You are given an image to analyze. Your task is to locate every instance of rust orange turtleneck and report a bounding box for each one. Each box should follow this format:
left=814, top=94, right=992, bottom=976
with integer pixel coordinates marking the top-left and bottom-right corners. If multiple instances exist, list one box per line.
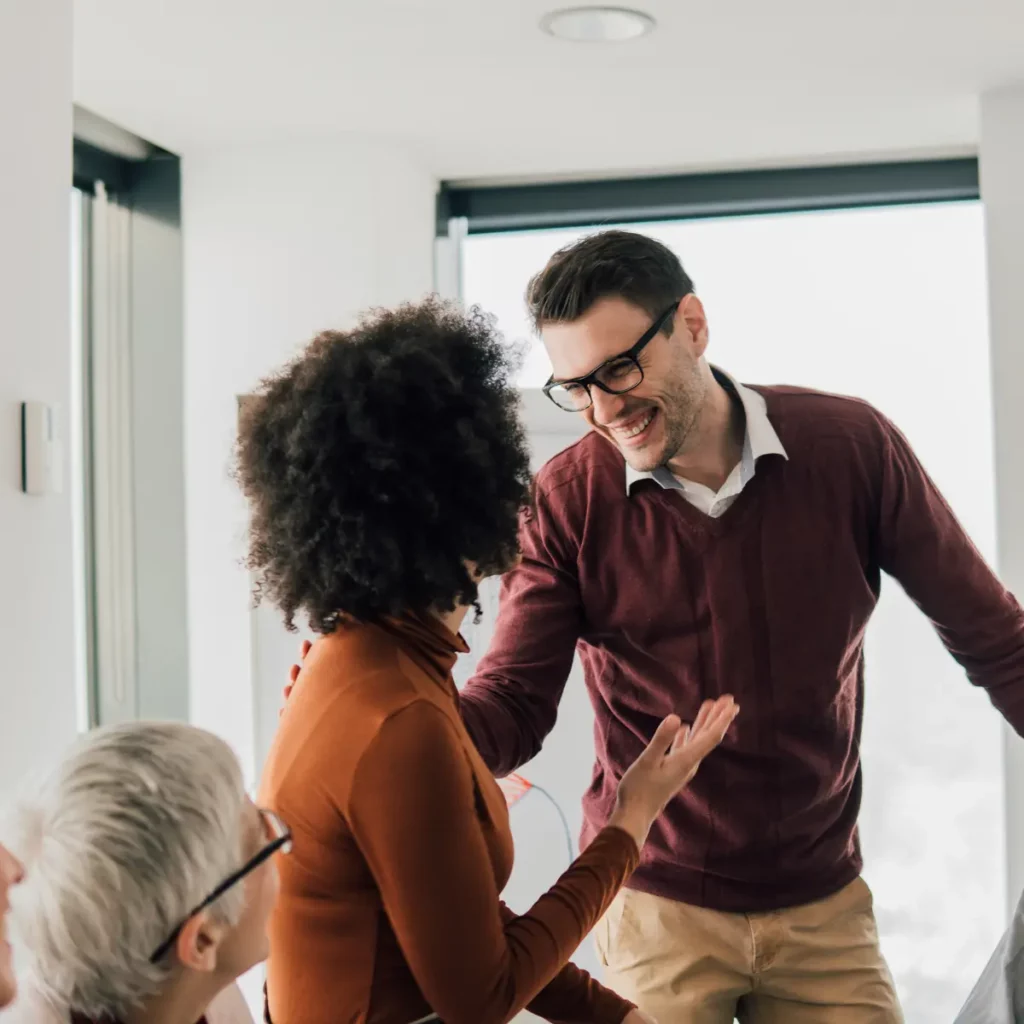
left=259, top=613, right=638, bottom=1024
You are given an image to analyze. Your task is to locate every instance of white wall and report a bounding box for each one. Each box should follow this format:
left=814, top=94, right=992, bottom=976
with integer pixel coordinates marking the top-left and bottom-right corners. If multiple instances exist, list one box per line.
left=183, top=137, right=435, bottom=1018
left=0, top=1, right=77, bottom=792
left=182, top=137, right=436, bottom=783
left=980, top=85, right=1024, bottom=913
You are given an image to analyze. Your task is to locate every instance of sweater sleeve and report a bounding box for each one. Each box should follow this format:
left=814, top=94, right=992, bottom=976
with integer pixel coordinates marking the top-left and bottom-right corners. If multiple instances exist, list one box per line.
left=875, top=413, right=1024, bottom=732
left=498, top=904, right=635, bottom=1024
left=346, top=701, right=639, bottom=1024
left=460, top=484, right=584, bottom=777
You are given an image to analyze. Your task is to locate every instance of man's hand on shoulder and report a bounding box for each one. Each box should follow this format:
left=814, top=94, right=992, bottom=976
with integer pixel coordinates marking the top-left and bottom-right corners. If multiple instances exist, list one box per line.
left=281, top=639, right=312, bottom=715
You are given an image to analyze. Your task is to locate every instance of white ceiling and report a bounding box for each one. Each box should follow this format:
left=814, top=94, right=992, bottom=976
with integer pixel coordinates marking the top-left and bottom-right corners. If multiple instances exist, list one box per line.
left=73, top=0, right=1024, bottom=182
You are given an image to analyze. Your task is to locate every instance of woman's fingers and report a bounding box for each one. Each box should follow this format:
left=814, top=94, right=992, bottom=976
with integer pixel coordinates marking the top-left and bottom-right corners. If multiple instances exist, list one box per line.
left=687, top=700, right=714, bottom=741
left=670, top=724, right=691, bottom=753
left=641, top=714, right=682, bottom=763
left=681, top=699, right=738, bottom=760
left=665, top=698, right=737, bottom=766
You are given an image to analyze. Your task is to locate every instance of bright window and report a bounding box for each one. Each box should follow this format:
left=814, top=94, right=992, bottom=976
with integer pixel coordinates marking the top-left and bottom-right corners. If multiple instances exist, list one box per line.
left=461, top=201, right=1001, bottom=1023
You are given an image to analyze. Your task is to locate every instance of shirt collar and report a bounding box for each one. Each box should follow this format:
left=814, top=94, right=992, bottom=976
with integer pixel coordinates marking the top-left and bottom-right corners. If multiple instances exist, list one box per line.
left=625, top=367, right=787, bottom=495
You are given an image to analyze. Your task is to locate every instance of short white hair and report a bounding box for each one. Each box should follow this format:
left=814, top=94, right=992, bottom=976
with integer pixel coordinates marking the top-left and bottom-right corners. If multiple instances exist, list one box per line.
left=6, top=722, right=248, bottom=1019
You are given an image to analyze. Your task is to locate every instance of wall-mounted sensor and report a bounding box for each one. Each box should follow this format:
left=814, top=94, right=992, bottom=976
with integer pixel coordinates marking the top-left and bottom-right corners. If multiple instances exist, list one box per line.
left=20, top=401, right=63, bottom=496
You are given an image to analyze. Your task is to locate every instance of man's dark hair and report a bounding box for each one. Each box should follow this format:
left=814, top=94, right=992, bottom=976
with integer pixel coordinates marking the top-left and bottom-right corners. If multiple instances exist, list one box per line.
left=527, top=229, right=694, bottom=328
left=235, top=298, right=532, bottom=634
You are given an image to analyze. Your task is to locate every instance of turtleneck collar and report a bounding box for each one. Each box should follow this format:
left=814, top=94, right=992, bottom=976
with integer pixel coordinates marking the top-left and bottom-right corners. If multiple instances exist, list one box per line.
left=377, top=610, right=470, bottom=691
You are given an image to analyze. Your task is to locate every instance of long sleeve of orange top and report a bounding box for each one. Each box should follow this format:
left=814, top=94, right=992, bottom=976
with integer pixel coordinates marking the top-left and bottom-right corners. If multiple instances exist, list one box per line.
left=345, top=700, right=639, bottom=1024
left=496, top=903, right=636, bottom=1023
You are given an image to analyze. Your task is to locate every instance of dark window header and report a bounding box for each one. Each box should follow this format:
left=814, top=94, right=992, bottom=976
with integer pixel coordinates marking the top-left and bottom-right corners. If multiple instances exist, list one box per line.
left=73, top=107, right=178, bottom=201
left=73, top=139, right=134, bottom=196
left=438, top=158, right=979, bottom=236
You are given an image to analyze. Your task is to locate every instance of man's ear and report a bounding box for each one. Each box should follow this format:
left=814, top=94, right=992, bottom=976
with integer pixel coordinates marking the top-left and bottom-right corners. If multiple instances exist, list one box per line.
left=678, top=294, right=709, bottom=356
left=174, top=911, right=229, bottom=973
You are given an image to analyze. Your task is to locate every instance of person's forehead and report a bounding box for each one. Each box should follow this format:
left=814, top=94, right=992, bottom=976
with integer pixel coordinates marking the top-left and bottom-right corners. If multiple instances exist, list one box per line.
left=541, top=298, right=652, bottom=378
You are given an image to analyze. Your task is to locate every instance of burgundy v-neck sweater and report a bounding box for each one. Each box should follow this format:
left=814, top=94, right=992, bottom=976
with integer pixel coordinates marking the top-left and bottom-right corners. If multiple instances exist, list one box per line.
left=461, top=384, right=1024, bottom=913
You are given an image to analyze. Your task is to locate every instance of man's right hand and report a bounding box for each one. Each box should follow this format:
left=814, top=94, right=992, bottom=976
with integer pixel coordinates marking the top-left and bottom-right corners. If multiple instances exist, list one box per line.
left=609, top=695, right=739, bottom=851
left=281, top=639, right=312, bottom=715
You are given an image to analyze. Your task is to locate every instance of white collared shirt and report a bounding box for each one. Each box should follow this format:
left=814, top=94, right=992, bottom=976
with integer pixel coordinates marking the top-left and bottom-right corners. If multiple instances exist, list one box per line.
left=625, top=368, right=788, bottom=518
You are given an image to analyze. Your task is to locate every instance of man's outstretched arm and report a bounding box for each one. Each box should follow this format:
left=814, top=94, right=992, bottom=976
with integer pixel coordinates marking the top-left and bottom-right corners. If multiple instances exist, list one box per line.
left=875, top=411, right=1024, bottom=731
left=459, top=483, right=584, bottom=777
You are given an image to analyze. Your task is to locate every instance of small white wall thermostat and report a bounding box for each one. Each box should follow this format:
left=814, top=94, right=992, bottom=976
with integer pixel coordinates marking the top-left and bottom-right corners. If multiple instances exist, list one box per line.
left=21, top=401, right=63, bottom=496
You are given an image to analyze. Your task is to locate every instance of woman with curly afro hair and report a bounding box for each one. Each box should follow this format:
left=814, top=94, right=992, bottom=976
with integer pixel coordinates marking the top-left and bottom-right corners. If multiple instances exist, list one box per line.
left=239, top=298, right=736, bottom=1024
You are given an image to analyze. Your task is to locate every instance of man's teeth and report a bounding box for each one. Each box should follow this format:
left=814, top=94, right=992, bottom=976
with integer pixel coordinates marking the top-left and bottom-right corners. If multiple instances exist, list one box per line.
left=619, top=411, right=654, bottom=438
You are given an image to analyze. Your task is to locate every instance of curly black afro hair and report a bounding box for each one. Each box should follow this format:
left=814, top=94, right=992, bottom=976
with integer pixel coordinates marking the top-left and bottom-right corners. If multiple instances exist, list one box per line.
left=235, top=297, right=533, bottom=634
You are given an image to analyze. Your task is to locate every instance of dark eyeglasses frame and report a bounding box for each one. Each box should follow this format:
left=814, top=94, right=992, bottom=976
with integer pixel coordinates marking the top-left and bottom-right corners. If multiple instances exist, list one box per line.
left=542, top=300, right=682, bottom=412
left=149, top=807, right=292, bottom=963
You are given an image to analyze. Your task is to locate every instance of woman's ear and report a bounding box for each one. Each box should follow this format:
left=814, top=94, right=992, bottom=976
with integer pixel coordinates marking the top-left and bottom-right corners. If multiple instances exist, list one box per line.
left=174, top=911, right=229, bottom=973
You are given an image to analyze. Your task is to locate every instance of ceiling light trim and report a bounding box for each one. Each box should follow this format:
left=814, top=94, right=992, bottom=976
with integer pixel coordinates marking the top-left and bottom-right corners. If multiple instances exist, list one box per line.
left=540, top=6, right=657, bottom=44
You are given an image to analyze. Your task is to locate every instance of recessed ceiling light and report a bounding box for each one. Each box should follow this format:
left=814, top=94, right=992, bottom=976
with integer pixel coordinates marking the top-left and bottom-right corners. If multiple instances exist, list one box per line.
left=541, top=7, right=656, bottom=43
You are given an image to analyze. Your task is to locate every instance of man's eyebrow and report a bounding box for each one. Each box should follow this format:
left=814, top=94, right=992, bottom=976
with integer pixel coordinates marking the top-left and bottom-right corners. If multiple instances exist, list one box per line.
left=549, top=351, right=618, bottom=386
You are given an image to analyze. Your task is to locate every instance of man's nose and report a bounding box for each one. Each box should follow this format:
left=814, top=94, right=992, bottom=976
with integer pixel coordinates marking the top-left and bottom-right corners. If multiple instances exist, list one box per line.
left=590, top=387, right=628, bottom=426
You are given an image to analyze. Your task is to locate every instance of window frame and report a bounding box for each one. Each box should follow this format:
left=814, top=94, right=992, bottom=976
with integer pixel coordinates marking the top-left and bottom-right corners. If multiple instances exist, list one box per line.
left=73, top=113, right=186, bottom=729
left=437, top=157, right=979, bottom=236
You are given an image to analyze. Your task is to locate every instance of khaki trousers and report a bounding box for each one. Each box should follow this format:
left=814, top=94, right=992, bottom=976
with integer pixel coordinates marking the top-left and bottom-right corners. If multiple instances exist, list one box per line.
left=594, top=878, right=903, bottom=1023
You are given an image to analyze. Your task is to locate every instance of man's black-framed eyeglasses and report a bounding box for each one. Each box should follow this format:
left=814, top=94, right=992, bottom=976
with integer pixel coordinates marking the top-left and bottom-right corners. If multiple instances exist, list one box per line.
left=149, top=807, right=292, bottom=963
left=542, top=300, right=681, bottom=412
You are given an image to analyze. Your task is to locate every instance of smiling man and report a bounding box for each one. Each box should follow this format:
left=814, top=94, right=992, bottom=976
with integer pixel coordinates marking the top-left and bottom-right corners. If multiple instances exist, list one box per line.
left=454, top=229, right=1024, bottom=1023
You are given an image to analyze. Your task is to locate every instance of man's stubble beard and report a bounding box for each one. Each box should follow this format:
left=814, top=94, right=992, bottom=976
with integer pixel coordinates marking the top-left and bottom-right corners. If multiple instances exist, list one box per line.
left=629, top=364, right=709, bottom=474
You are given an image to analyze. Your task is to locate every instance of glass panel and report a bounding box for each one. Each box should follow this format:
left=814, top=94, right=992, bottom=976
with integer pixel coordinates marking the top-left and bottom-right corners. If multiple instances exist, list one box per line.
left=69, top=187, right=92, bottom=732
left=461, top=201, right=1002, bottom=1023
